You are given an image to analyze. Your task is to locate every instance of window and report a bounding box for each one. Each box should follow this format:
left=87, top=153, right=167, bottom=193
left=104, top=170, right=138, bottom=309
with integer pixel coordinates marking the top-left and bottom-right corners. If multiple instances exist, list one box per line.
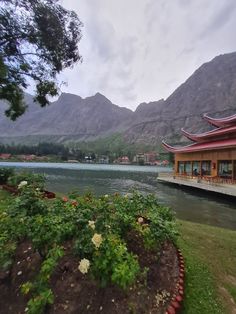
left=218, top=160, right=232, bottom=178
left=192, top=161, right=200, bottom=176
left=201, top=161, right=211, bottom=176
left=178, top=161, right=185, bottom=174
left=185, top=162, right=192, bottom=175
left=178, top=161, right=192, bottom=175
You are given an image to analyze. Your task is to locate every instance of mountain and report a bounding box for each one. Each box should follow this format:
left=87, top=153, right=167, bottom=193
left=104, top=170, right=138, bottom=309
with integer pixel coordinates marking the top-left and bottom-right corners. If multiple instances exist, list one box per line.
left=0, top=92, right=133, bottom=143
left=124, top=52, right=236, bottom=146
left=1, top=52, right=236, bottom=147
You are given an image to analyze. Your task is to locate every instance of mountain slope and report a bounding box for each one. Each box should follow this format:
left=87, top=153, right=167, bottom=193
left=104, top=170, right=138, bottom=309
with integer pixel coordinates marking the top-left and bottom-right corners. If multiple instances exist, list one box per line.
left=1, top=52, right=236, bottom=146
left=124, top=52, right=236, bottom=145
left=0, top=92, right=133, bottom=141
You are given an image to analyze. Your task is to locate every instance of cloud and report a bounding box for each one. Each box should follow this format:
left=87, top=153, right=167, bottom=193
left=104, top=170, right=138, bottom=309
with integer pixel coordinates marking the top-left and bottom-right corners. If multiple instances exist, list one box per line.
left=199, top=0, right=236, bottom=39
left=57, top=0, right=236, bottom=110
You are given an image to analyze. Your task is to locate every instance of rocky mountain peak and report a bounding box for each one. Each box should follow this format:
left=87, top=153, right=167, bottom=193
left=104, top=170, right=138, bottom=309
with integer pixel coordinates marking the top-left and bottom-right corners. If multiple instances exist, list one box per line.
left=1, top=52, right=236, bottom=146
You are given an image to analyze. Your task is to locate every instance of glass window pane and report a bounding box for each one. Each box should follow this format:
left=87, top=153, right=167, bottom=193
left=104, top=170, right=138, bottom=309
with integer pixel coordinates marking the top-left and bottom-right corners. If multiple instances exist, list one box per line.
left=185, top=162, right=191, bottom=175
left=178, top=161, right=185, bottom=174
left=218, top=161, right=232, bottom=178
left=193, top=161, right=200, bottom=176
left=201, top=161, right=211, bottom=176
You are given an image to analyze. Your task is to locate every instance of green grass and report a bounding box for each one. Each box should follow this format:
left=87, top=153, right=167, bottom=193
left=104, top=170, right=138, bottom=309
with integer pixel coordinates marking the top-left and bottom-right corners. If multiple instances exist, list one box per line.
left=178, top=220, right=236, bottom=313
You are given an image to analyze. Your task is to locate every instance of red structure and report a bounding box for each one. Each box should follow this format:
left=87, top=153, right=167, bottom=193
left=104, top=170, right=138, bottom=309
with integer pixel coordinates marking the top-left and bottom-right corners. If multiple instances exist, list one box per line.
left=162, top=113, right=236, bottom=182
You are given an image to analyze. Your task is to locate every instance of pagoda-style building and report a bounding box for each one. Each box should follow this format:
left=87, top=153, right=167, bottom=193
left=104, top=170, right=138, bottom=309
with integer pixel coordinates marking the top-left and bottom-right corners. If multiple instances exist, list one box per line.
left=162, top=113, right=236, bottom=183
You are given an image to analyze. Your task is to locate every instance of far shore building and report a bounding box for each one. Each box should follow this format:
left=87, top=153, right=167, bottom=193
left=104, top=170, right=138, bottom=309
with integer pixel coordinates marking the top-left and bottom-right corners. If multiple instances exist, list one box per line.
left=113, top=156, right=130, bottom=164
left=0, top=153, right=11, bottom=160
left=162, top=113, right=236, bottom=183
left=133, top=152, right=159, bottom=165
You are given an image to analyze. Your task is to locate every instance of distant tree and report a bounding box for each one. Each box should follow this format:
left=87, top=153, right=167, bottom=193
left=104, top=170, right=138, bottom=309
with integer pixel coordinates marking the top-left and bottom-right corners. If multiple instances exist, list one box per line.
left=0, top=0, right=82, bottom=120
left=90, top=152, right=96, bottom=160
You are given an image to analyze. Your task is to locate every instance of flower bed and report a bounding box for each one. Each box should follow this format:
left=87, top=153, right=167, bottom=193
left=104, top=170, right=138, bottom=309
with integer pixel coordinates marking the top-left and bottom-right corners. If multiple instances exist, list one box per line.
left=1, top=170, right=55, bottom=199
left=0, top=174, right=184, bottom=313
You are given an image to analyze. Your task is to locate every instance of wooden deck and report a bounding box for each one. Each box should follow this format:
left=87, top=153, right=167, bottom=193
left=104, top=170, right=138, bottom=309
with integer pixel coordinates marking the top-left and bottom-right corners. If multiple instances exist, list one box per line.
left=157, top=173, right=236, bottom=197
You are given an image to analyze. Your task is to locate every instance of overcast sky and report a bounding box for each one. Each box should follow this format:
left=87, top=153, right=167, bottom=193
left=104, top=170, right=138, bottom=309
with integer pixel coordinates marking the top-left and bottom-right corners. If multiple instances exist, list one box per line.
left=59, top=0, right=236, bottom=110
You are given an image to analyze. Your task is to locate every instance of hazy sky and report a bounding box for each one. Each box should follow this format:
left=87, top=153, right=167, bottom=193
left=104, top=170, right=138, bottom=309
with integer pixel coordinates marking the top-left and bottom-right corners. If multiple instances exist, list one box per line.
left=59, top=0, right=236, bottom=110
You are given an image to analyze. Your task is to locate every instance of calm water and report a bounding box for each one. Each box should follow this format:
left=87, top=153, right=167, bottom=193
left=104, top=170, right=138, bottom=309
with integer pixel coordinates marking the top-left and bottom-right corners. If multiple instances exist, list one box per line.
left=1, top=162, right=236, bottom=230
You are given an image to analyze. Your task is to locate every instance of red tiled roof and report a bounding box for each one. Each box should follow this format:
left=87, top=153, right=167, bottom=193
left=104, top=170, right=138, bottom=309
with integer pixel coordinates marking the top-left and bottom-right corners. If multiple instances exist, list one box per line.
left=181, top=125, right=236, bottom=142
left=162, top=138, right=236, bottom=153
left=203, top=113, right=236, bottom=127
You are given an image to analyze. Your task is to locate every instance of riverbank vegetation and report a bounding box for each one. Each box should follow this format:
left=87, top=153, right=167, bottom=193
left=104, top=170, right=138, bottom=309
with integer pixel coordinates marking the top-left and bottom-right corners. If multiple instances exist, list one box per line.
left=0, top=138, right=172, bottom=164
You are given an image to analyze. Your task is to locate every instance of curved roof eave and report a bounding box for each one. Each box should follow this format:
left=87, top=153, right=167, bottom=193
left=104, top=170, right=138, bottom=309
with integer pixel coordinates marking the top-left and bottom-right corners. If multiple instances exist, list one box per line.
left=162, top=138, right=236, bottom=153
left=161, top=140, right=195, bottom=153
left=203, top=113, right=236, bottom=127
left=181, top=125, right=236, bottom=142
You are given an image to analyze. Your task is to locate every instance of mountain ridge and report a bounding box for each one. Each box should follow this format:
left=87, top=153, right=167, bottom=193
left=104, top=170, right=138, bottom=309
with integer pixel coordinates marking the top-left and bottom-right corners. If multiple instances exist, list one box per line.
left=1, top=52, right=236, bottom=147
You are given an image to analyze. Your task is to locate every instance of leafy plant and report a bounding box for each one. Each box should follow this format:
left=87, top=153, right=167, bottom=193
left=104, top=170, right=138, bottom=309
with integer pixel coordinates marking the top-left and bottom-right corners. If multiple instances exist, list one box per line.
left=91, top=234, right=140, bottom=289
left=7, top=171, right=45, bottom=190
left=21, top=246, right=64, bottom=314
left=0, top=167, right=14, bottom=184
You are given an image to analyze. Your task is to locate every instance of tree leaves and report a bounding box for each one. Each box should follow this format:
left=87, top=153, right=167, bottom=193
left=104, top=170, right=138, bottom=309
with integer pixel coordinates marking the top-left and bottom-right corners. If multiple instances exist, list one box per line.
left=0, top=0, right=82, bottom=119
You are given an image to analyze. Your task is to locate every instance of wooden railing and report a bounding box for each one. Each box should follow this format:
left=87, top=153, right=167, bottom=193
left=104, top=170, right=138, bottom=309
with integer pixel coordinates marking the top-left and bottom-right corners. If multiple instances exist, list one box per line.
left=171, top=174, right=236, bottom=185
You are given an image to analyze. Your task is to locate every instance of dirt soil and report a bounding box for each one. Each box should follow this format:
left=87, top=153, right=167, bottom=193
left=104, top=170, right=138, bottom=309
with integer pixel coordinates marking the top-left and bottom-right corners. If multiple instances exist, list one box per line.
left=0, top=241, right=42, bottom=314
left=0, top=235, right=179, bottom=314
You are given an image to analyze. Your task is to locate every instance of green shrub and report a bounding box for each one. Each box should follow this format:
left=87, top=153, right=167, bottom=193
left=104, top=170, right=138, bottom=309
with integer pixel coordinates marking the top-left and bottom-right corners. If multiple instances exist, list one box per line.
left=0, top=167, right=14, bottom=184
left=7, top=171, right=45, bottom=189
left=9, top=184, right=46, bottom=217
left=91, top=234, right=140, bottom=289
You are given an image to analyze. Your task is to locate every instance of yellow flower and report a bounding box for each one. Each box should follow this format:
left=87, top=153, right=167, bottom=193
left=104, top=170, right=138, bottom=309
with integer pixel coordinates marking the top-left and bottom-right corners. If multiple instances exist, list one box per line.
left=78, top=258, right=90, bottom=274
left=92, top=233, right=103, bottom=248
left=88, top=220, right=95, bottom=230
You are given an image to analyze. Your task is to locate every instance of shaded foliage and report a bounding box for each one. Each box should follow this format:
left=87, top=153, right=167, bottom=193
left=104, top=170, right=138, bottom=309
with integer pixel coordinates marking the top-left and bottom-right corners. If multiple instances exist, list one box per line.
left=0, top=142, right=69, bottom=157
left=0, top=0, right=82, bottom=119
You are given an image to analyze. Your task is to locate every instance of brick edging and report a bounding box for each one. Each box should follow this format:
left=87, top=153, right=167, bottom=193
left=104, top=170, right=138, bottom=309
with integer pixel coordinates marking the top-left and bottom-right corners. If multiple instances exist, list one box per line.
left=166, top=248, right=185, bottom=314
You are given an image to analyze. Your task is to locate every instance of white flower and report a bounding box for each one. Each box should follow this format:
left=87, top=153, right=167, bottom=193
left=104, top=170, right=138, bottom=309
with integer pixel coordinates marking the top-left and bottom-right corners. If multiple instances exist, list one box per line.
left=104, top=194, right=109, bottom=198
left=78, top=258, right=90, bottom=274
left=88, top=220, right=95, bottom=230
left=92, top=233, right=103, bottom=248
left=138, top=217, right=144, bottom=224
left=18, top=181, right=28, bottom=189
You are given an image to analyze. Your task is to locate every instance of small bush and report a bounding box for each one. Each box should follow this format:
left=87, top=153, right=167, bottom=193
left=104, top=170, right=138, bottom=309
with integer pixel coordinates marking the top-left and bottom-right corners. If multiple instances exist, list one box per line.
left=7, top=171, right=45, bottom=189
left=0, top=168, right=14, bottom=184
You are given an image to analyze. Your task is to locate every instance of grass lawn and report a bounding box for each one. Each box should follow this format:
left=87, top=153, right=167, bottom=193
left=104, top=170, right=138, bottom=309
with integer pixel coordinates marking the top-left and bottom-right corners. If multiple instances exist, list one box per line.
left=178, top=220, right=236, bottom=314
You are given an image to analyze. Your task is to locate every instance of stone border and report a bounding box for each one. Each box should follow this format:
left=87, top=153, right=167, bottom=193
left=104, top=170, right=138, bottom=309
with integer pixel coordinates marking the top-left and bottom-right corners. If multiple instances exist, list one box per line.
left=166, top=248, right=185, bottom=314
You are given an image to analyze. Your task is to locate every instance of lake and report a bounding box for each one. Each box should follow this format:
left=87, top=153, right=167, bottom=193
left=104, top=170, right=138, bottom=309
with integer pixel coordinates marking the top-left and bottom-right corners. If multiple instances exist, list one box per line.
left=1, top=162, right=236, bottom=230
